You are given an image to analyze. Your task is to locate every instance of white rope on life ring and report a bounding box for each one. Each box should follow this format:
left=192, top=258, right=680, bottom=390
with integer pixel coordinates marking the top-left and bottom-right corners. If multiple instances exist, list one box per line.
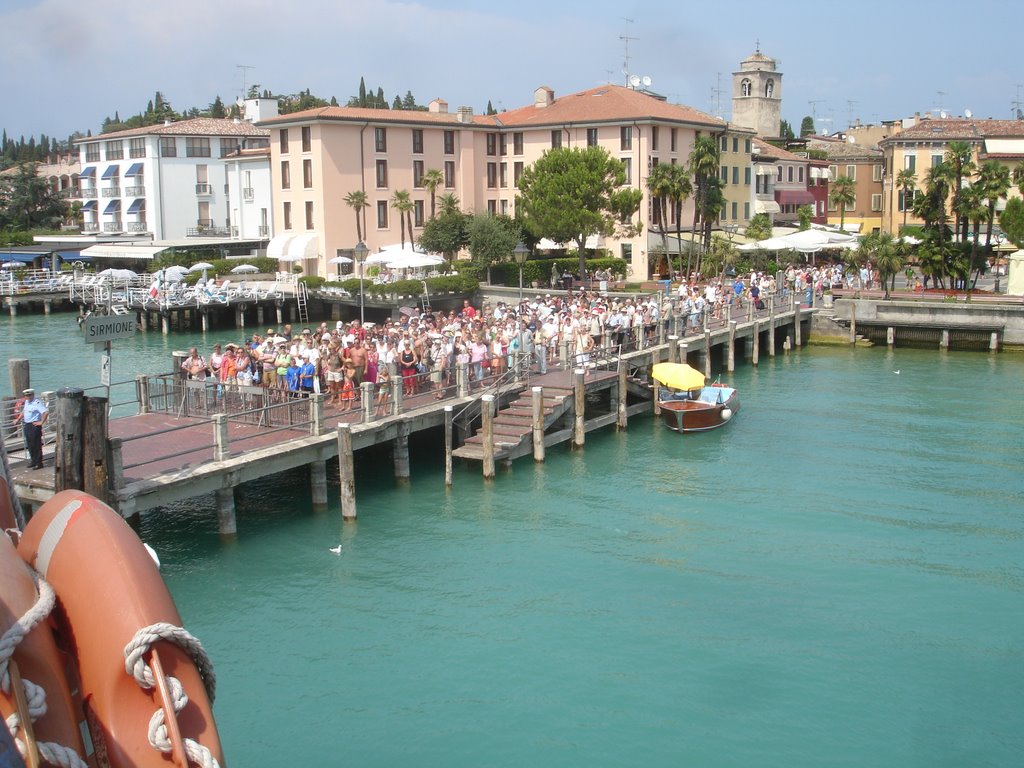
left=123, top=622, right=220, bottom=768
left=0, top=569, right=89, bottom=768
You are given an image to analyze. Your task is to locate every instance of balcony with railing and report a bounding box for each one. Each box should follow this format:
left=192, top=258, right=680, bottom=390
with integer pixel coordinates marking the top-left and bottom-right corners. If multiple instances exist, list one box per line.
left=186, top=222, right=237, bottom=238
left=243, top=187, right=255, bottom=201
left=124, top=185, right=145, bottom=196
left=128, top=221, right=149, bottom=233
left=82, top=222, right=99, bottom=233
left=195, top=183, right=212, bottom=195
left=101, top=187, right=121, bottom=198
left=258, top=225, right=269, bottom=237
left=103, top=220, right=123, bottom=232
left=79, top=188, right=98, bottom=199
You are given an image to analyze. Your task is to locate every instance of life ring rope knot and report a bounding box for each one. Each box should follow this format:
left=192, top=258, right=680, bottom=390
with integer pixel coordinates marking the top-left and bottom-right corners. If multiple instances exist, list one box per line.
left=124, top=621, right=220, bottom=768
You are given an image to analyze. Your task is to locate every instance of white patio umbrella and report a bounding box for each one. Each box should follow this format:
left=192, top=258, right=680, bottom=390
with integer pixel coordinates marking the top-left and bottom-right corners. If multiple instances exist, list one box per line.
left=328, top=256, right=353, bottom=265
left=231, top=264, right=259, bottom=274
left=385, top=253, right=445, bottom=269
left=1, top=261, right=24, bottom=269
left=98, top=268, right=139, bottom=280
left=188, top=262, right=215, bottom=272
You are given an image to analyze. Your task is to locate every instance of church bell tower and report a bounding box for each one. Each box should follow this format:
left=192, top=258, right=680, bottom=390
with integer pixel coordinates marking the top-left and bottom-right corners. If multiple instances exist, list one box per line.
left=731, top=45, right=782, bottom=138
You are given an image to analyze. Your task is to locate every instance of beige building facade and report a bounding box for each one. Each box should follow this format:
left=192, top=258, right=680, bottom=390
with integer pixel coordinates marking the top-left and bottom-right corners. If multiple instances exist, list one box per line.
left=259, top=84, right=755, bottom=279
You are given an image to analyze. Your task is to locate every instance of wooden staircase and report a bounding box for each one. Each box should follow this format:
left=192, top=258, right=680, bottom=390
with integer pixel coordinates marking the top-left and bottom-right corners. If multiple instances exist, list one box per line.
left=452, top=385, right=575, bottom=462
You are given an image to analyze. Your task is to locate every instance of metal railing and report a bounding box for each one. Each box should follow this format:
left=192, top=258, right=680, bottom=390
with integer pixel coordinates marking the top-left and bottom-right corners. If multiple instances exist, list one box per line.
left=124, top=185, right=145, bottom=196
left=101, top=187, right=121, bottom=197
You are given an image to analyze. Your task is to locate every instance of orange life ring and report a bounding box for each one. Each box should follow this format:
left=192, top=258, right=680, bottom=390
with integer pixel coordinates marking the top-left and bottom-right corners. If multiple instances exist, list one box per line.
left=0, top=533, right=86, bottom=764
left=18, top=491, right=223, bottom=768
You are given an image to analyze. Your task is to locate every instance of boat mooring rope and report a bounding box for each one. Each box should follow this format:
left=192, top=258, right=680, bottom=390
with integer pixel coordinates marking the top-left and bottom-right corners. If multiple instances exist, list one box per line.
left=0, top=569, right=89, bottom=768
left=124, top=622, right=220, bottom=768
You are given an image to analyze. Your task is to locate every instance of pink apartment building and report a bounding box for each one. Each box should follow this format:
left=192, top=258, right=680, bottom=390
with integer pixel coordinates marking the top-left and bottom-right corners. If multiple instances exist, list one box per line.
left=259, top=84, right=754, bottom=279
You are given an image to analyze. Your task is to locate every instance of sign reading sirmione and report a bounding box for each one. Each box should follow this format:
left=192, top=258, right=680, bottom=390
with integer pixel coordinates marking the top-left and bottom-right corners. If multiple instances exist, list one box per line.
left=83, top=315, right=138, bottom=344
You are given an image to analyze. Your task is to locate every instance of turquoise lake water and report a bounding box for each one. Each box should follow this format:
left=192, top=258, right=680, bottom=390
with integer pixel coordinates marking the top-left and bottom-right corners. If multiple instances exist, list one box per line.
left=3, top=314, right=1023, bottom=766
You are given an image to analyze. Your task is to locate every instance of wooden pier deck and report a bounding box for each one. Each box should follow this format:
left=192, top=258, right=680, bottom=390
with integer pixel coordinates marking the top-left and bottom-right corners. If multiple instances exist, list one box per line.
left=8, top=302, right=813, bottom=526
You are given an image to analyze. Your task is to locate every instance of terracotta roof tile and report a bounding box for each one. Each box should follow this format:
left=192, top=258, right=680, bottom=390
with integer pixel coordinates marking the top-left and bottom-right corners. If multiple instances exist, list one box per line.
left=259, top=106, right=473, bottom=127
left=751, top=137, right=807, bottom=163
left=78, top=118, right=269, bottom=142
left=806, top=137, right=882, bottom=161
left=882, top=117, right=1024, bottom=144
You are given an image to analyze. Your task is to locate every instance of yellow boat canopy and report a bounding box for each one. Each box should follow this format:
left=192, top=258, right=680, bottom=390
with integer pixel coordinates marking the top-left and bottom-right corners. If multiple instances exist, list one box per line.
left=651, top=362, right=706, bottom=391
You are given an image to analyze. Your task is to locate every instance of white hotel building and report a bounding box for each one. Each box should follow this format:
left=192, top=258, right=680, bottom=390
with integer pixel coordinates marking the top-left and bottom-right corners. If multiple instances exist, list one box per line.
left=72, top=100, right=274, bottom=242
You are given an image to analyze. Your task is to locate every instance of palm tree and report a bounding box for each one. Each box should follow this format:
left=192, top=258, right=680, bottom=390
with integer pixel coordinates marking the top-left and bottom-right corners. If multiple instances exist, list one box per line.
left=688, top=135, right=720, bottom=266
left=390, top=190, right=413, bottom=248
left=343, top=189, right=369, bottom=244
left=645, top=163, right=673, bottom=275
left=666, top=164, right=693, bottom=280
left=1014, top=160, right=1024, bottom=195
left=895, top=167, right=916, bottom=231
left=698, top=178, right=726, bottom=276
left=829, top=176, right=856, bottom=231
left=862, top=231, right=905, bottom=298
left=975, top=160, right=1011, bottom=249
left=957, top=185, right=988, bottom=288
left=913, top=163, right=953, bottom=287
left=437, top=193, right=461, bottom=215
left=421, top=168, right=444, bottom=219
left=944, top=140, right=975, bottom=242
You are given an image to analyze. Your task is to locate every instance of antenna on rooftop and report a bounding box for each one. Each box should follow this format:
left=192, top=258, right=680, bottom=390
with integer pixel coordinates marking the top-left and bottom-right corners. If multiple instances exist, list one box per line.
left=619, top=17, right=638, bottom=86
left=808, top=99, right=823, bottom=124
left=934, top=90, right=947, bottom=118
left=237, top=64, right=255, bottom=99
left=1012, top=84, right=1024, bottom=120
left=712, top=72, right=725, bottom=118
left=846, top=100, right=858, bottom=129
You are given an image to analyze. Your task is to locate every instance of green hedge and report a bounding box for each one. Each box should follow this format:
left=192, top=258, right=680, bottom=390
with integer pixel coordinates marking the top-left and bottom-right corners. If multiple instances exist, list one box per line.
left=322, top=273, right=479, bottom=297
left=487, top=257, right=628, bottom=287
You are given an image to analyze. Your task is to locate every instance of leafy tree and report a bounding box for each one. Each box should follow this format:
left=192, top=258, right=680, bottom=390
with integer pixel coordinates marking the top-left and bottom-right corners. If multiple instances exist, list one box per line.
left=517, top=146, right=643, bottom=279
left=665, top=163, right=693, bottom=278
left=376, top=88, right=388, bottom=109
left=209, top=96, right=226, bottom=118
left=420, top=168, right=444, bottom=219
left=418, top=209, right=469, bottom=263
left=485, top=100, right=497, bottom=116
left=466, top=214, right=521, bottom=280
left=697, top=177, right=726, bottom=274
left=1014, top=160, right=1024, bottom=195
left=999, top=197, right=1024, bottom=248
left=402, top=91, right=418, bottom=110
left=0, top=162, right=67, bottom=230
left=779, top=120, right=795, bottom=139
left=895, top=167, right=916, bottom=230
left=797, top=204, right=813, bottom=230
left=390, top=190, right=414, bottom=247
left=745, top=213, right=772, bottom=242
left=358, top=77, right=367, bottom=108
left=800, top=116, right=815, bottom=136
left=392, top=95, right=403, bottom=110
left=343, top=190, right=369, bottom=244
left=975, top=160, right=1011, bottom=249
left=829, top=175, right=856, bottom=230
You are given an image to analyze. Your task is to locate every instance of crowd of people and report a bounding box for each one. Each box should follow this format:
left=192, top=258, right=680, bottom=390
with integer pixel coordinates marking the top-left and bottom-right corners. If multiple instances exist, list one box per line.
left=178, top=262, right=858, bottom=412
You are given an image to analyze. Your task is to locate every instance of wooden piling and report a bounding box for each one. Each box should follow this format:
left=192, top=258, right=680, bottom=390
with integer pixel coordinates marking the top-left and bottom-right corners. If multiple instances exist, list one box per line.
left=887, top=326, right=895, bottom=347
left=394, top=418, right=410, bottom=483
left=679, top=342, right=689, bottom=367
left=849, top=301, right=857, bottom=344
left=990, top=331, right=999, bottom=352
left=768, top=306, right=777, bottom=357
left=310, top=459, right=328, bottom=511
left=940, top=329, right=949, bottom=350
left=444, top=406, right=454, bottom=486
left=653, top=379, right=661, bottom=416
left=531, top=387, right=545, bottom=462
left=667, top=335, right=679, bottom=364
left=573, top=368, right=585, bottom=448
left=215, top=487, right=237, bottom=540
left=213, top=414, right=229, bottom=461
left=337, top=423, right=356, bottom=521
left=361, top=382, right=374, bottom=423
left=794, top=302, right=802, bottom=347
left=727, top=321, right=737, bottom=372
left=703, top=330, right=712, bottom=379
left=310, top=392, right=324, bottom=436
left=55, top=388, right=85, bottom=492
left=617, top=364, right=628, bottom=429
left=752, top=321, right=761, bottom=366
left=81, top=396, right=109, bottom=503
left=161, top=313, right=169, bottom=335
left=136, top=375, right=151, bottom=415
left=481, top=395, right=495, bottom=479
left=392, top=375, right=404, bottom=414
left=8, top=358, right=30, bottom=396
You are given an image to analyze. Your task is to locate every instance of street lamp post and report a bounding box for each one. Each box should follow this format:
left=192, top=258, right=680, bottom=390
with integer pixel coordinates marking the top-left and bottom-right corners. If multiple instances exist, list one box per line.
left=354, top=240, right=368, bottom=324
left=513, top=241, right=530, bottom=376
left=513, top=241, right=529, bottom=305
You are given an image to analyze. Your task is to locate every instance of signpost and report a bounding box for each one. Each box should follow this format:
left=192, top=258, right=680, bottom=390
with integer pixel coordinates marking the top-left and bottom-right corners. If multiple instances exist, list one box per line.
left=83, top=315, right=137, bottom=404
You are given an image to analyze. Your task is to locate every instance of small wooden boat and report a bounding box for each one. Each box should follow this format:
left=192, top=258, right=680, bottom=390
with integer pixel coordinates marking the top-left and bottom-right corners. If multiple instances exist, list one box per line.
left=652, top=362, right=740, bottom=433
left=1, top=456, right=224, bottom=768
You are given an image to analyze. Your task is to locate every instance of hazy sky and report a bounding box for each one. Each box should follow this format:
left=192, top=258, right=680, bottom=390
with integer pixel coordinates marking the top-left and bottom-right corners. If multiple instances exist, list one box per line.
left=3, top=0, right=1021, bottom=141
